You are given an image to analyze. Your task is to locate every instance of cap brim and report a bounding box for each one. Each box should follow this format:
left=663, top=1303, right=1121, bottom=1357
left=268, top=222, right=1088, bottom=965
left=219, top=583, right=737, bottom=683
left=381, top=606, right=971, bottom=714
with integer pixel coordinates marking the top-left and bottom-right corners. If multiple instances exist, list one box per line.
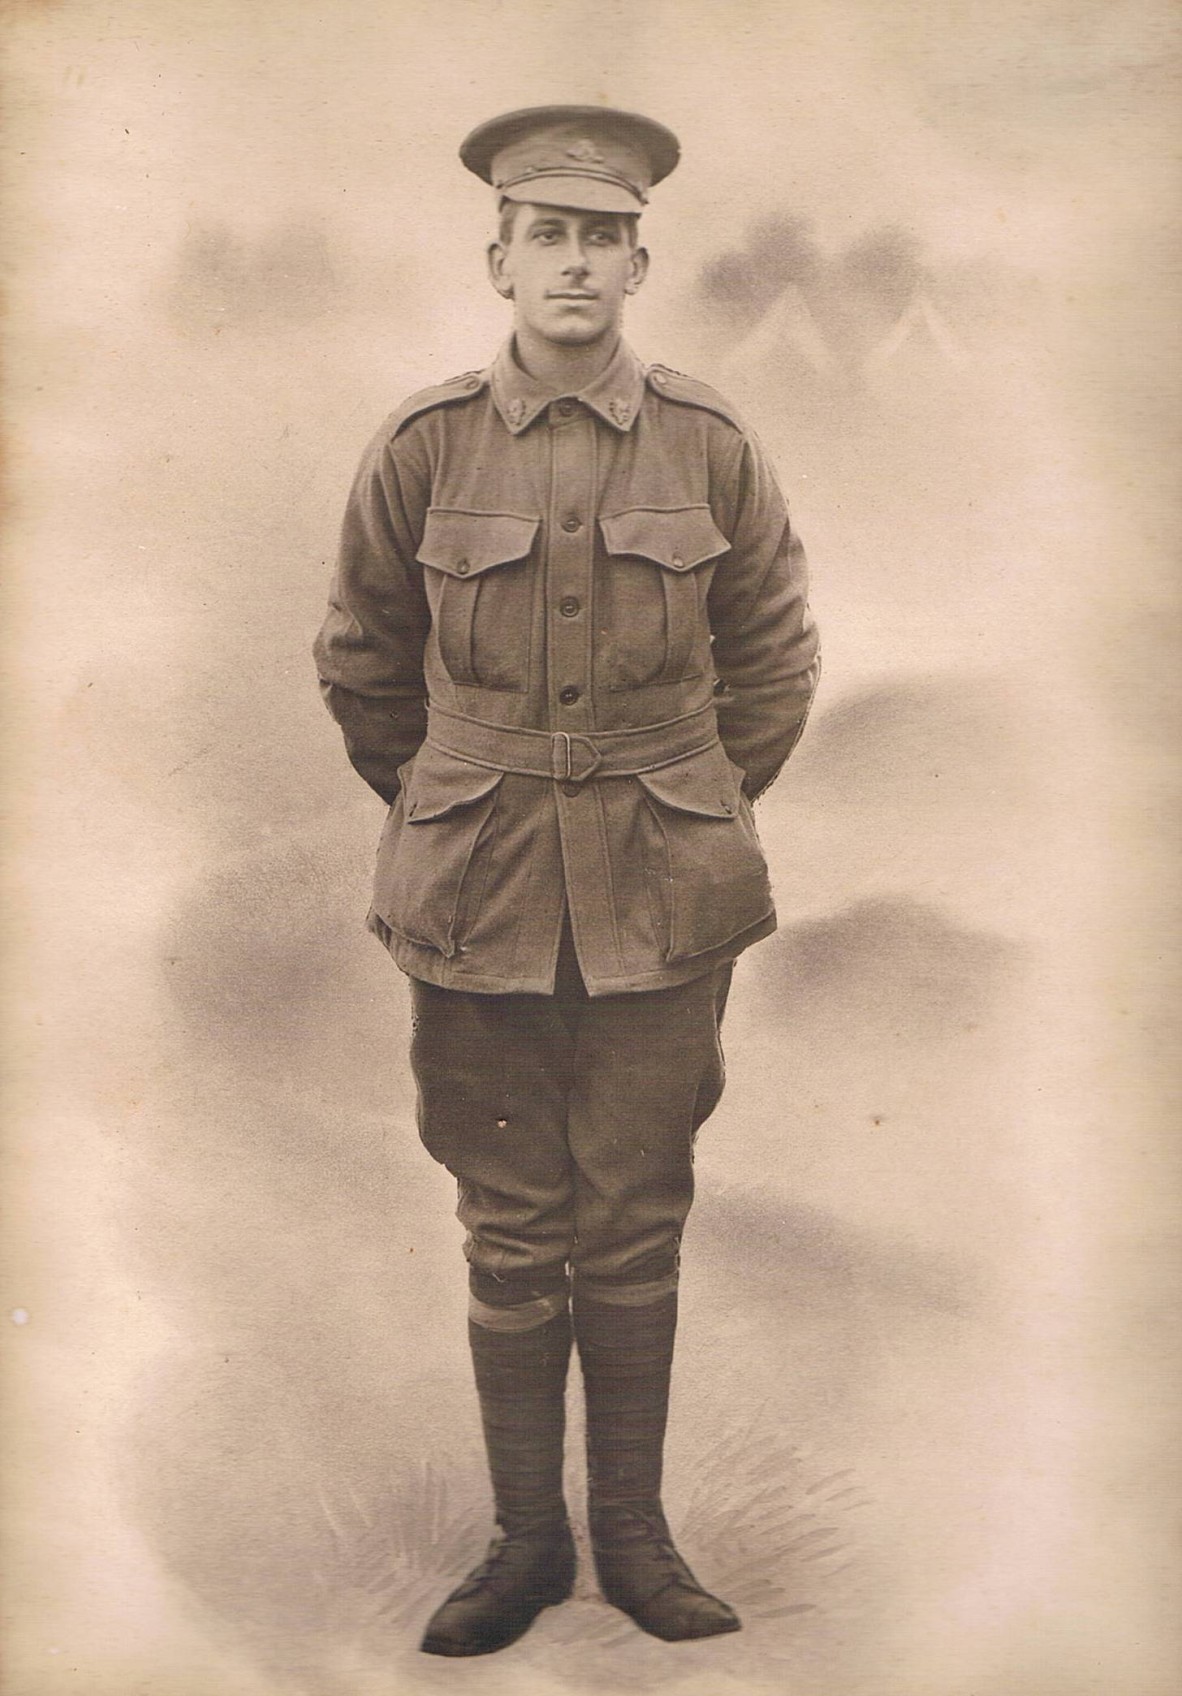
left=498, top=176, right=643, bottom=215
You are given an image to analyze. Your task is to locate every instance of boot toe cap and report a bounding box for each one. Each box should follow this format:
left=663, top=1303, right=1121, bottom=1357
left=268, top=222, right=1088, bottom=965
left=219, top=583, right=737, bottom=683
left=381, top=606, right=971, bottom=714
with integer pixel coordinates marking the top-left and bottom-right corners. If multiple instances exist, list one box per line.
left=419, top=1602, right=533, bottom=1657
left=630, top=1584, right=742, bottom=1641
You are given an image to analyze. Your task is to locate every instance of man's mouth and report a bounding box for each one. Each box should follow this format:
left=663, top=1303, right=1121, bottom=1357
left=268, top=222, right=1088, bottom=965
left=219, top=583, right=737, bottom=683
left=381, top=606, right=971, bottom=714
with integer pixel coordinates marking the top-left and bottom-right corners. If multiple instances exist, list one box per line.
left=547, top=291, right=599, bottom=300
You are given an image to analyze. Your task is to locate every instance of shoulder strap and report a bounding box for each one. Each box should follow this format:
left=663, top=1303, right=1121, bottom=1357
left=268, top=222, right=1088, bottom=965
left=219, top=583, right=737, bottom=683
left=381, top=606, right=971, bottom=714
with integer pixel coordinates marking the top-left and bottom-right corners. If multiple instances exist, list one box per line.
left=387, top=368, right=490, bottom=437
left=645, top=363, right=746, bottom=430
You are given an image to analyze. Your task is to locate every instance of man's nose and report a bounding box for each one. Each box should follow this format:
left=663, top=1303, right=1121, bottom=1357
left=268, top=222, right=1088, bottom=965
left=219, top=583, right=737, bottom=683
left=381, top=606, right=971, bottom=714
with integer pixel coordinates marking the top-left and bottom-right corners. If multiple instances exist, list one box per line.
left=561, top=242, right=591, bottom=275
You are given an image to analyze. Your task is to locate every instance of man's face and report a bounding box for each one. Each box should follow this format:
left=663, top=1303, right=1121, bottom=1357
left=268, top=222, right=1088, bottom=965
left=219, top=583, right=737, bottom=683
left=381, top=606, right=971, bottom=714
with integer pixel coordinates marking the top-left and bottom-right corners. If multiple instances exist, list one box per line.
left=488, top=205, right=649, bottom=347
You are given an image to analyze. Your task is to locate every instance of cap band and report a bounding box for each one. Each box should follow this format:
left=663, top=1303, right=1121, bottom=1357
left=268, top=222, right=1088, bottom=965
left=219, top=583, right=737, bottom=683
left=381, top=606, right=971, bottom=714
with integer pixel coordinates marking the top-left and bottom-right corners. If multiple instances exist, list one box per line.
left=497, top=164, right=649, bottom=206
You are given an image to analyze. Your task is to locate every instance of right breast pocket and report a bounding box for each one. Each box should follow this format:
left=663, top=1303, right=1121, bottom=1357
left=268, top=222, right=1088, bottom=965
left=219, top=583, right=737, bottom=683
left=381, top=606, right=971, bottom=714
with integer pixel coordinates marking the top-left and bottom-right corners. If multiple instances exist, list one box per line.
left=417, top=508, right=540, bottom=692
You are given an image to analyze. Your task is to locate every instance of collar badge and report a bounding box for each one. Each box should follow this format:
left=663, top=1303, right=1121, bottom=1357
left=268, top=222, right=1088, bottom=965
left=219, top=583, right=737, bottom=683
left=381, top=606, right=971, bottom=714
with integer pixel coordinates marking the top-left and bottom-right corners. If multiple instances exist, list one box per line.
left=608, top=397, right=631, bottom=426
left=566, top=140, right=606, bottom=164
left=506, top=397, right=527, bottom=426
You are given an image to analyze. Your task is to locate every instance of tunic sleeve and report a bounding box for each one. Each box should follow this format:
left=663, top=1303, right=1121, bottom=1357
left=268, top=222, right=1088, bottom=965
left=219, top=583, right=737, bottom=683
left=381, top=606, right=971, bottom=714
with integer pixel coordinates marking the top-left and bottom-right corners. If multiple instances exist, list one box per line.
left=312, top=423, right=433, bottom=804
left=706, top=430, right=821, bottom=799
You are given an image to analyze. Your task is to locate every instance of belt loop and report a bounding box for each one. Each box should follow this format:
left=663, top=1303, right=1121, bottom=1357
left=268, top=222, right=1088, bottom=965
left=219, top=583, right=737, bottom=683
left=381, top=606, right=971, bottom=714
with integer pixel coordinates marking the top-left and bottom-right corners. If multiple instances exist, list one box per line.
left=551, top=732, right=572, bottom=781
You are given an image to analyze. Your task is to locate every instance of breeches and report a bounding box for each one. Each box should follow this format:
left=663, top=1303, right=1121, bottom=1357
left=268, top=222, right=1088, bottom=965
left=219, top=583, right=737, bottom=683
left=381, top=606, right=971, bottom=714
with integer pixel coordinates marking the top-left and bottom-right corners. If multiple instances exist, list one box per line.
left=409, top=923, right=732, bottom=1296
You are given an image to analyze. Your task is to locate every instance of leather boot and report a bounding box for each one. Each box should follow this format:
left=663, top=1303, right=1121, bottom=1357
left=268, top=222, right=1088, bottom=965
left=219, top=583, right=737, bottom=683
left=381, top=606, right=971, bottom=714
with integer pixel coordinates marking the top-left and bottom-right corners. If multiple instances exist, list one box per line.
left=575, top=1286, right=741, bottom=1642
left=420, top=1308, right=575, bottom=1656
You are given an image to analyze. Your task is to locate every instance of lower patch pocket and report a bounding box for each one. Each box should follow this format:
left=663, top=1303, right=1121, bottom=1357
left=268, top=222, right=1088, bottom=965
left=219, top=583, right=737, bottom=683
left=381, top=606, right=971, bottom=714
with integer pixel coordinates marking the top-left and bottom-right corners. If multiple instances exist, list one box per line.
left=638, top=742, right=773, bottom=960
left=371, top=748, right=504, bottom=956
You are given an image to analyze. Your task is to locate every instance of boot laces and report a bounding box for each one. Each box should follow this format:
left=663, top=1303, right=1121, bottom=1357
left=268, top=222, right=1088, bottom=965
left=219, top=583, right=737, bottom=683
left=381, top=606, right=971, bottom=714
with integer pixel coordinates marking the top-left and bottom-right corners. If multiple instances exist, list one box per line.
left=596, top=1503, right=671, bottom=1545
left=451, top=1527, right=564, bottom=1601
left=594, top=1505, right=699, bottom=1594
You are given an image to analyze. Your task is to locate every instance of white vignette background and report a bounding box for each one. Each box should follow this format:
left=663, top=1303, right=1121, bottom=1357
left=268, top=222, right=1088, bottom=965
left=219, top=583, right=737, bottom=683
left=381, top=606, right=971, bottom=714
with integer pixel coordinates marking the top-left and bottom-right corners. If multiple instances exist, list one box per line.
left=2, top=3, right=1180, bottom=1694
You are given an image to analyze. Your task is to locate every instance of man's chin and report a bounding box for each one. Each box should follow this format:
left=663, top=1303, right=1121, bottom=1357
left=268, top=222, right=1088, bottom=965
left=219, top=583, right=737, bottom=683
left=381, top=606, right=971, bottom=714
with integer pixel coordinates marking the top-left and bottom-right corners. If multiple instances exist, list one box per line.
left=539, top=319, right=611, bottom=347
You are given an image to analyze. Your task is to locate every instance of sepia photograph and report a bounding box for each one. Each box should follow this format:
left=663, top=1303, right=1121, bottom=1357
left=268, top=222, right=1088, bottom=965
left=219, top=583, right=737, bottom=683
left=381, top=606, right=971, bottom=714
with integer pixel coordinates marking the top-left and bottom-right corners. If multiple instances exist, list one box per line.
left=3, top=3, right=1179, bottom=1692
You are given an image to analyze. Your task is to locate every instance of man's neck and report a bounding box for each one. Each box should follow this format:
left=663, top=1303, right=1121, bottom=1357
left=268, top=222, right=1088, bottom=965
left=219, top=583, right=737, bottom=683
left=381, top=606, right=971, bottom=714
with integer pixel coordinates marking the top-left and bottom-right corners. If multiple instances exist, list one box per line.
left=512, top=326, right=621, bottom=395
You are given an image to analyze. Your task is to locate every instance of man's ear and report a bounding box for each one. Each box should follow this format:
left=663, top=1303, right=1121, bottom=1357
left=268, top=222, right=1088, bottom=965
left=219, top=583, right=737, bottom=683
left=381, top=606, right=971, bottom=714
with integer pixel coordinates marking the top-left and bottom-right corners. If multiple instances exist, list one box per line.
left=625, top=245, right=650, bottom=296
left=487, top=241, right=514, bottom=299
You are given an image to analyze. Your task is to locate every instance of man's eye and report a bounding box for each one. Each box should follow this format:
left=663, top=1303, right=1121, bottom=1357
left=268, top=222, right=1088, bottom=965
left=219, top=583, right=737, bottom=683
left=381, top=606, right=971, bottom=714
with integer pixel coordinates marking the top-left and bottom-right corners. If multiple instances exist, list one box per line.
left=534, top=229, right=561, bottom=243
left=588, top=230, right=617, bottom=245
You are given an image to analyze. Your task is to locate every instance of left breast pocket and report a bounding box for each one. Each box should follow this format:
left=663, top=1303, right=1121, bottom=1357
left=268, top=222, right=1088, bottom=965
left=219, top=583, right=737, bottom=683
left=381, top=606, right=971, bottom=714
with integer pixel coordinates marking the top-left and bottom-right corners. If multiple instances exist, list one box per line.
left=418, top=508, right=540, bottom=692
left=598, top=506, right=729, bottom=690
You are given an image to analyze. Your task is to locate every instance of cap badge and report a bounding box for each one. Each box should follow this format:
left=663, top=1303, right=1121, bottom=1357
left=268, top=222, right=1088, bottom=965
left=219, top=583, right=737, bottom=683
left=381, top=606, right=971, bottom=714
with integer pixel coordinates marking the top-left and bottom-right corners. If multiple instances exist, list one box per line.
left=506, top=397, right=526, bottom=426
left=608, top=398, right=631, bottom=426
left=565, top=139, right=606, bottom=164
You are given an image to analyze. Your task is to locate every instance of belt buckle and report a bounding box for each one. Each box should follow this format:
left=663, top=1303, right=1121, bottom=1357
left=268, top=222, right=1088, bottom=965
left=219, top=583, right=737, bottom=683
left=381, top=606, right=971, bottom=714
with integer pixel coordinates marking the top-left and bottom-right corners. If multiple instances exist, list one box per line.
left=551, top=732, right=602, bottom=784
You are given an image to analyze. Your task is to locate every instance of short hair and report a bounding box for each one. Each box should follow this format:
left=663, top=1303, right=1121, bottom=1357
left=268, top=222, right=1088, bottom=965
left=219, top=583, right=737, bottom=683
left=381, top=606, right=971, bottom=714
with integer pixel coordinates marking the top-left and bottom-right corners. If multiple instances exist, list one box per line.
left=497, top=200, right=640, bottom=249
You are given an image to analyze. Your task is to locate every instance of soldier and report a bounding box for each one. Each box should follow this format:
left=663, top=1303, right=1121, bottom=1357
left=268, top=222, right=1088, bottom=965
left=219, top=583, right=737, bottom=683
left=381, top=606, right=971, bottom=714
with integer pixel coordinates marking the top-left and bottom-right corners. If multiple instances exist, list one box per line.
left=313, top=105, right=820, bottom=1657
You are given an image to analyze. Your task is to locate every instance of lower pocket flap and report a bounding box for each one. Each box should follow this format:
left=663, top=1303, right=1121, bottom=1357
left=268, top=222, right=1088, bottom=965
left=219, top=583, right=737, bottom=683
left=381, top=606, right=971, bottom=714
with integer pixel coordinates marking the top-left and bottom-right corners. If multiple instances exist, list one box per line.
left=637, top=742, right=741, bottom=818
left=404, top=746, right=504, bottom=821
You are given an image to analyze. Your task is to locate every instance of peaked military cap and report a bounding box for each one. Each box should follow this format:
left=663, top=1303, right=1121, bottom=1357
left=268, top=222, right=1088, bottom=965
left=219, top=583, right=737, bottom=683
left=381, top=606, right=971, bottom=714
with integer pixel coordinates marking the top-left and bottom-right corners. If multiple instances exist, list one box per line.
left=460, top=104, right=680, bottom=214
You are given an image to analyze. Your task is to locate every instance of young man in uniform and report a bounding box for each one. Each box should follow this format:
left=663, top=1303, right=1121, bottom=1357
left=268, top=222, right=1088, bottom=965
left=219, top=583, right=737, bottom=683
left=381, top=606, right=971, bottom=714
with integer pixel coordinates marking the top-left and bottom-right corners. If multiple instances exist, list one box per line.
left=313, top=106, right=820, bottom=1657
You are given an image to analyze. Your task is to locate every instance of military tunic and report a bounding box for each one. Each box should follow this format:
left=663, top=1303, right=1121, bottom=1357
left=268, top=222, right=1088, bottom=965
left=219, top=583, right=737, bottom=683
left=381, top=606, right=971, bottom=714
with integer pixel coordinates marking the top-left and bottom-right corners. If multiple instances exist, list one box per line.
left=314, top=337, right=819, bottom=997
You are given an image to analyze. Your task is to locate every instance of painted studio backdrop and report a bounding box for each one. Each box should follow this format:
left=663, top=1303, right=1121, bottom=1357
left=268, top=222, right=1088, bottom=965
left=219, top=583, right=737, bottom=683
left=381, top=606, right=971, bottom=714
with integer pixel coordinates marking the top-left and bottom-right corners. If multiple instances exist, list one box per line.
left=6, top=3, right=1178, bottom=1694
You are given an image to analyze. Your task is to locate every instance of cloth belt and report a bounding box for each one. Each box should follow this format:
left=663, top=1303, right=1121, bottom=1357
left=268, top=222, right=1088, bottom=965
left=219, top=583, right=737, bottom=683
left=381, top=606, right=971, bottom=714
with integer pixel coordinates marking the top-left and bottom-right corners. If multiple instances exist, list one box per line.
left=425, top=702, right=720, bottom=785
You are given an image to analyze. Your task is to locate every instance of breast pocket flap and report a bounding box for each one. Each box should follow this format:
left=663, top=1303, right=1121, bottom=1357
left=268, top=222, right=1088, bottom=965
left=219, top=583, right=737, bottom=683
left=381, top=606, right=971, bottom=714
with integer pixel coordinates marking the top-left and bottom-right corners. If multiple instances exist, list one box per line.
left=417, top=509, right=540, bottom=579
left=600, top=506, right=729, bottom=572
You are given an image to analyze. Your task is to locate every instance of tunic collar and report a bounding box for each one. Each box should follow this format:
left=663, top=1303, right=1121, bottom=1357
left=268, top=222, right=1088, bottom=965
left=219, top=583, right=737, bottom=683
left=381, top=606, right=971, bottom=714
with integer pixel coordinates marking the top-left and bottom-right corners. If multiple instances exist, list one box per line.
left=490, top=336, right=646, bottom=435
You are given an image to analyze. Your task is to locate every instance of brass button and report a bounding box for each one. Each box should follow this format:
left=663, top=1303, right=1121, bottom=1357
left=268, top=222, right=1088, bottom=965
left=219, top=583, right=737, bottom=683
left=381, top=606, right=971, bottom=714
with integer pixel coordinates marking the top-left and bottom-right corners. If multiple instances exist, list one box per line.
left=558, top=685, right=581, bottom=706
left=456, top=558, right=470, bottom=575
left=561, top=781, right=582, bottom=798
left=559, top=596, right=581, bottom=617
left=722, top=800, right=735, bottom=814
left=556, top=399, right=576, bottom=417
left=671, top=554, right=684, bottom=568
left=561, top=514, right=582, bottom=532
